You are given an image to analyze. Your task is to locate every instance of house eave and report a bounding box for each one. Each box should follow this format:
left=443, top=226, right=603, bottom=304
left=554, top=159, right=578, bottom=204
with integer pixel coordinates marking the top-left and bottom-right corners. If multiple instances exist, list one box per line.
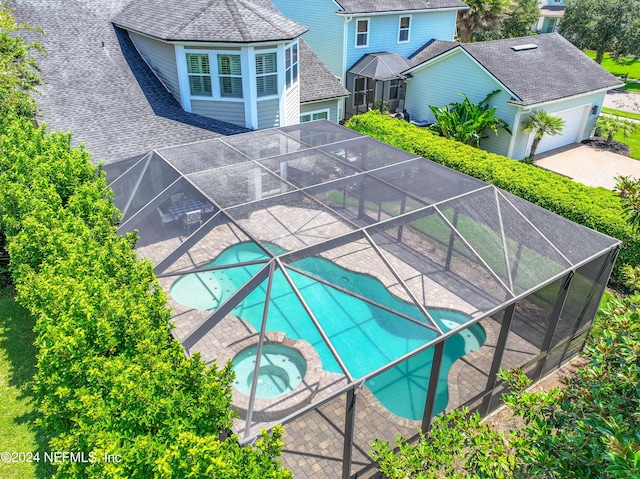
left=509, top=84, right=624, bottom=110
left=114, top=23, right=307, bottom=45
left=336, top=6, right=468, bottom=17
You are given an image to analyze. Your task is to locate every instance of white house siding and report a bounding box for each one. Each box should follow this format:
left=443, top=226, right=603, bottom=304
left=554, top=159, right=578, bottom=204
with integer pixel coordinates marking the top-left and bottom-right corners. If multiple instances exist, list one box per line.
left=405, top=50, right=519, bottom=157
left=191, top=100, right=246, bottom=127
left=257, top=98, right=281, bottom=129
left=345, top=11, right=458, bottom=73
left=511, top=90, right=605, bottom=160
left=129, top=32, right=181, bottom=103
left=270, top=0, right=345, bottom=78
left=284, top=83, right=301, bottom=126
left=300, top=100, right=340, bottom=123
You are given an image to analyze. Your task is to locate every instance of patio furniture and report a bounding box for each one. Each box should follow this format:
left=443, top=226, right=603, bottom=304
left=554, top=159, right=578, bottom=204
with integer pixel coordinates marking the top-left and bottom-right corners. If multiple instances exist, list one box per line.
left=168, top=199, right=204, bottom=220
left=156, top=207, right=175, bottom=229
left=182, top=209, right=202, bottom=234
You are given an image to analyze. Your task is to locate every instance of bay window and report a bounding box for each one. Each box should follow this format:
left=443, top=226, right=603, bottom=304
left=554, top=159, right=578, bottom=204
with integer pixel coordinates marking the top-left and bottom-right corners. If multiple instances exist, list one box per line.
left=256, top=52, right=277, bottom=97
left=218, top=54, right=243, bottom=98
left=186, top=53, right=212, bottom=96
left=285, top=43, right=298, bottom=89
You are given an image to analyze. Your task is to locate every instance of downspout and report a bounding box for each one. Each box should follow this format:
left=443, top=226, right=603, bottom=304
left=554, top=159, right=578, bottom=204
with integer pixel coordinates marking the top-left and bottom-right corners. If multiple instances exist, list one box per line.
left=343, top=16, right=352, bottom=118
left=342, top=16, right=352, bottom=85
left=506, top=105, right=523, bottom=159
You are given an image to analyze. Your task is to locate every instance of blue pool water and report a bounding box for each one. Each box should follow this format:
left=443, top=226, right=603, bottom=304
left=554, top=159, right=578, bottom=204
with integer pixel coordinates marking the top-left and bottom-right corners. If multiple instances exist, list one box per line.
left=232, top=344, right=306, bottom=398
left=171, top=242, right=486, bottom=420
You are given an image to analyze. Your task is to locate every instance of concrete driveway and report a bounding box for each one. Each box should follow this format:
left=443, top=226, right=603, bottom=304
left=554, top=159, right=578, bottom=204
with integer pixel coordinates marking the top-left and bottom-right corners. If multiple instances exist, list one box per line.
left=603, top=88, right=640, bottom=113
left=534, top=144, right=640, bottom=190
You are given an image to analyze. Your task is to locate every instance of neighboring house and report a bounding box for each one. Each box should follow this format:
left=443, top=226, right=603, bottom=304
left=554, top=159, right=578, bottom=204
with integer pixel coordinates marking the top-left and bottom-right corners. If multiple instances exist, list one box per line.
left=404, top=33, right=623, bottom=159
left=113, top=0, right=348, bottom=130
left=269, top=0, right=468, bottom=115
left=534, top=0, right=566, bottom=33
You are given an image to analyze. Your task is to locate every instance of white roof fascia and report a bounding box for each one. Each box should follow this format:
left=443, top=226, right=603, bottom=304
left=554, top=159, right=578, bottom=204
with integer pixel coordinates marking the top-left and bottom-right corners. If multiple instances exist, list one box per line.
left=337, top=6, right=468, bottom=17
left=511, top=85, right=623, bottom=110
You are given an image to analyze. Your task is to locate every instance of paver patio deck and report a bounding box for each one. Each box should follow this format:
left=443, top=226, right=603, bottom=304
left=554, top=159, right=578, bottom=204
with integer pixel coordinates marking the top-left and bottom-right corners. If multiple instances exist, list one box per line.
left=140, top=204, right=542, bottom=478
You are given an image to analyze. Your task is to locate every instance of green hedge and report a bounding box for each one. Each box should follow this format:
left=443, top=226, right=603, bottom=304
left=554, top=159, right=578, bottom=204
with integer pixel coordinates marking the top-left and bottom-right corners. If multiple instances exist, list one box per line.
left=0, top=114, right=291, bottom=478
left=346, top=112, right=638, bottom=277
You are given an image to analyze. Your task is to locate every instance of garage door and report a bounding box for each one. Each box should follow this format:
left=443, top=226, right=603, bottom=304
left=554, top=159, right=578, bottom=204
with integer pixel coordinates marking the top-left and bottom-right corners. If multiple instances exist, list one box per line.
left=533, top=106, right=588, bottom=154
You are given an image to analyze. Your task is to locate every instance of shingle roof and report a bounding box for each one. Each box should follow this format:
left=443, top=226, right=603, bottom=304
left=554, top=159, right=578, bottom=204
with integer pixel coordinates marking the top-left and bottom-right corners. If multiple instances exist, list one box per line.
left=541, top=5, right=566, bottom=12
left=334, top=0, right=468, bottom=14
left=409, top=39, right=458, bottom=63
left=12, top=0, right=248, bottom=165
left=300, top=40, right=349, bottom=103
left=113, top=0, right=307, bottom=43
left=409, top=34, right=623, bottom=106
left=348, top=52, right=414, bottom=81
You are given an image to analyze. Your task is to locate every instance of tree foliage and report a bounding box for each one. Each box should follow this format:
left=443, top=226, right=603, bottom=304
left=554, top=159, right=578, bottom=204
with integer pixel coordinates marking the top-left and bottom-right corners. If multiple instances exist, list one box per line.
left=500, top=0, right=540, bottom=39
left=0, top=1, right=44, bottom=118
left=559, top=0, right=640, bottom=64
left=522, top=110, right=565, bottom=161
left=372, top=292, right=640, bottom=479
left=428, top=90, right=511, bottom=148
left=456, top=0, right=513, bottom=42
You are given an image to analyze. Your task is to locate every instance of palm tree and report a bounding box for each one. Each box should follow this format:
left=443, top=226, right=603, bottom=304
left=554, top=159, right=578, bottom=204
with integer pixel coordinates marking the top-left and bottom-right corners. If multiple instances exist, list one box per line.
left=522, top=110, right=565, bottom=162
left=597, top=116, right=636, bottom=145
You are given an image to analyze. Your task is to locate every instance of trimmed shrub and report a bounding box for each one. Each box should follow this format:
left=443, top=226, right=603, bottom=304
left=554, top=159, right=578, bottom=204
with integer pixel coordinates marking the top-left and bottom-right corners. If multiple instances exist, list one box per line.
left=0, top=113, right=292, bottom=478
left=346, top=112, right=638, bottom=277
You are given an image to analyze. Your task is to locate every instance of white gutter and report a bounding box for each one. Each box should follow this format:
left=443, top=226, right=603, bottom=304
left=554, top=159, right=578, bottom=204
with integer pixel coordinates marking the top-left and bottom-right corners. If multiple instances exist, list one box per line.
left=336, top=7, right=469, bottom=17
left=509, top=85, right=622, bottom=111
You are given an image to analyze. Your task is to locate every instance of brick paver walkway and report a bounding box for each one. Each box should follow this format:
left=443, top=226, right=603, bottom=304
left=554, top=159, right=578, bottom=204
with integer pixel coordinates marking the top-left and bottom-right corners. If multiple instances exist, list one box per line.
left=535, top=144, right=640, bottom=189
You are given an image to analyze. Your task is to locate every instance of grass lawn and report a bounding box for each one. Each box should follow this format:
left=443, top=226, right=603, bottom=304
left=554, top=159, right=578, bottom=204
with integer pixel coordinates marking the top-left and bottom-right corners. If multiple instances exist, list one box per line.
left=601, top=107, right=640, bottom=121
left=585, top=51, right=640, bottom=79
left=614, top=128, right=640, bottom=160
left=0, top=287, right=54, bottom=479
left=620, top=82, right=640, bottom=93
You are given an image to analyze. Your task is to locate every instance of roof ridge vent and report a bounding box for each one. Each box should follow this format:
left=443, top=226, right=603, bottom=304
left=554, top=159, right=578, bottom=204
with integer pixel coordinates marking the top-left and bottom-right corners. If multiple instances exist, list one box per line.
left=511, top=44, right=538, bottom=51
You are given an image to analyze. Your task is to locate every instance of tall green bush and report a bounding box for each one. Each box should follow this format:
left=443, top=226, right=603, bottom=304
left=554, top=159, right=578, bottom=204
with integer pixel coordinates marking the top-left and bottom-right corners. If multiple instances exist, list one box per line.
left=0, top=115, right=291, bottom=477
left=1, top=113, right=293, bottom=477
left=345, top=112, right=638, bottom=277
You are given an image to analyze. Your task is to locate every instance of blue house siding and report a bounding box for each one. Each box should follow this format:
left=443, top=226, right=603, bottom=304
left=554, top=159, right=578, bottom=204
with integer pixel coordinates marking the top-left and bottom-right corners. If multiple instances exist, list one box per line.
left=191, top=99, right=246, bottom=127
left=129, top=32, right=181, bottom=103
left=270, top=0, right=345, bottom=78
left=301, top=99, right=341, bottom=123
left=345, top=11, right=458, bottom=71
left=405, top=50, right=519, bottom=157
left=258, top=98, right=281, bottom=129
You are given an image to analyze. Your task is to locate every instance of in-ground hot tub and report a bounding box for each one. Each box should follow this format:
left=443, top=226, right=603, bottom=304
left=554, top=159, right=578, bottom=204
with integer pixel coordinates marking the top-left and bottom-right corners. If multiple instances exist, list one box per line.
left=227, top=333, right=322, bottom=422
left=233, top=343, right=306, bottom=398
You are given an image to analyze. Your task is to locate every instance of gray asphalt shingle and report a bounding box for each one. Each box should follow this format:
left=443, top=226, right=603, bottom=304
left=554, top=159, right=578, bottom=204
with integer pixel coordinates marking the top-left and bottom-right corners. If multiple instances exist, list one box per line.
left=300, top=40, right=349, bottom=103
left=409, top=34, right=623, bottom=106
left=113, top=0, right=307, bottom=42
left=9, top=0, right=250, bottom=164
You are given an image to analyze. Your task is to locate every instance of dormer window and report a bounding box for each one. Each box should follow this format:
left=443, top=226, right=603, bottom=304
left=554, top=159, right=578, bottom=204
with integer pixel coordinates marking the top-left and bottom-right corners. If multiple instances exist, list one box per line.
left=398, top=16, right=411, bottom=43
left=356, top=19, right=369, bottom=47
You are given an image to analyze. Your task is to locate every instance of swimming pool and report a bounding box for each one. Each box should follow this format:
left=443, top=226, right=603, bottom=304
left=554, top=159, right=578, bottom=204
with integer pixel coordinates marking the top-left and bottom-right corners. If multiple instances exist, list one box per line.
left=171, top=241, right=486, bottom=420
